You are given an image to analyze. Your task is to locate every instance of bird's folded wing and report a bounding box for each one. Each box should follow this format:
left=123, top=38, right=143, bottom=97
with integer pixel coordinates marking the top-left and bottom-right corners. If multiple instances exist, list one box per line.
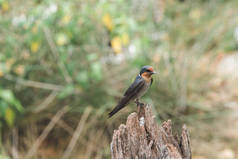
left=108, top=76, right=145, bottom=118
left=124, top=75, right=145, bottom=98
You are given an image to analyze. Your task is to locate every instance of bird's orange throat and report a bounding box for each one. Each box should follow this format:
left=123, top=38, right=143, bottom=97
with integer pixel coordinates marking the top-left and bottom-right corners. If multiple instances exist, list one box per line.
left=141, top=72, right=152, bottom=83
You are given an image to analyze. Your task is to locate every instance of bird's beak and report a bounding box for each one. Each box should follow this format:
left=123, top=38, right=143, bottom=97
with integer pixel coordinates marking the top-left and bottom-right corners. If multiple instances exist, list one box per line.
left=151, top=72, right=157, bottom=74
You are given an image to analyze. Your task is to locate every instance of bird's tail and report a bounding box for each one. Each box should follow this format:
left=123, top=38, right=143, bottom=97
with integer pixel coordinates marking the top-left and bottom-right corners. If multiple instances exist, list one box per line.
left=108, top=105, right=124, bottom=118
left=108, top=97, right=130, bottom=118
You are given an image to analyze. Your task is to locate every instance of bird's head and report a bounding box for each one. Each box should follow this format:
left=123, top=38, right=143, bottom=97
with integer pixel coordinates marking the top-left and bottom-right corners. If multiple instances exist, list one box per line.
left=139, top=65, right=156, bottom=78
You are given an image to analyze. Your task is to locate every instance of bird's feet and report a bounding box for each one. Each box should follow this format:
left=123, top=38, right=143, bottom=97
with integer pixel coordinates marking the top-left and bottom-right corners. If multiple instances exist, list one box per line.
left=134, top=99, right=144, bottom=107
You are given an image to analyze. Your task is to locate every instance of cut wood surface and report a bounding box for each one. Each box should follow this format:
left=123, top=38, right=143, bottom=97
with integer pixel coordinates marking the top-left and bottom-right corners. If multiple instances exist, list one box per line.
left=110, top=104, right=191, bottom=159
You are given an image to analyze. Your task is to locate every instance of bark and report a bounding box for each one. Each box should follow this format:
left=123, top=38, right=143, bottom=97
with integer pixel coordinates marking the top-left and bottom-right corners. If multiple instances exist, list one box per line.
left=110, top=104, right=192, bottom=159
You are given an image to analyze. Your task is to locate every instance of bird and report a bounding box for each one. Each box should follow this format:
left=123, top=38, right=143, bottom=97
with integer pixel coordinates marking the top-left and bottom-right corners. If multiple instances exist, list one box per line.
left=108, top=65, right=156, bottom=118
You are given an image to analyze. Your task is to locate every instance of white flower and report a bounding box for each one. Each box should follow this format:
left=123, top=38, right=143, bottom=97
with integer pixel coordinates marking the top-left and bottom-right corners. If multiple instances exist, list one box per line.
left=128, top=44, right=137, bottom=58
left=114, top=54, right=125, bottom=64
left=43, top=3, right=58, bottom=18
left=12, top=14, right=26, bottom=26
left=234, top=27, right=238, bottom=43
left=100, top=54, right=125, bottom=65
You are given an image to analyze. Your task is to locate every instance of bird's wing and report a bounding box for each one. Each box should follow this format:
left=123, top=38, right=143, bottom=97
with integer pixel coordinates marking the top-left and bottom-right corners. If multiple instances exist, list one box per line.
left=108, top=75, right=145, bottom=118
left=124, top=75, right=145, bottom=96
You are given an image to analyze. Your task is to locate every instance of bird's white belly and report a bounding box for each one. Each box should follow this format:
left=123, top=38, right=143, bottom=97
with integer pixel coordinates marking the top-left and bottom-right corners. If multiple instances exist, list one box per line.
left=135, top=82, right=150, bottom=99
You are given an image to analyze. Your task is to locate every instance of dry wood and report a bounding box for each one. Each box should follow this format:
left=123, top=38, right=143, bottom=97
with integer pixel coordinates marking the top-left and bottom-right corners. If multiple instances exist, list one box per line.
left=111, top=104, right=191, bottom=159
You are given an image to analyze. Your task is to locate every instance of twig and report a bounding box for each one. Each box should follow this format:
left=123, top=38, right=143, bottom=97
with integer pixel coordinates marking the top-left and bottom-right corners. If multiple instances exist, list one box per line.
left=43, top=26, right=72, bottom=83
left=62, top=107, right=92, bottom=159
left=57, top=119, right=74, bottom=136
left=25, top=106, right=70, bottom=159
left=162, top=53, right=179, bottom=92
left=5, top=74, right=64, bottom=91
left=85, top=129, right=104, bottom=159
left=11, top=128, right=19, bottom=159
left=178, top=53, right=188, bottom=108
left=33, top=91, right=58, bottom=113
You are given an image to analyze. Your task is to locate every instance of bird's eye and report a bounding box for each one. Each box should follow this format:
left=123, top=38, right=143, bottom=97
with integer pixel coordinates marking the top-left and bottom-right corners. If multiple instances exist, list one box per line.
left=147, top=69, right=152, bottom=72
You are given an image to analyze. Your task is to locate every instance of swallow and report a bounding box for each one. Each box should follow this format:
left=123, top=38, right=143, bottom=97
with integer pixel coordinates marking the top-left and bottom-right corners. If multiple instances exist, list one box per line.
left=108, top=65, right=156, bottom=118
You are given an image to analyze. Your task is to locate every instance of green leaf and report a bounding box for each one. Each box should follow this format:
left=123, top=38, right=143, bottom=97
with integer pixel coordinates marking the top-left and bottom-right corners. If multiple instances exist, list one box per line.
left=76, top=71, right=89, bottom=88
left=58, top=85, right=74, bottom=99
left=5, top=107, right=15, bottom=127
left=0, top=101, right=8, bottom=116
left=0, top=54, right=5, bottom=60
left=0, top=89, right=24, bottom=112
left=87, top=54, right=97, bottom=61
left=0, top=90, right=15, bottom=104
left=90, top=62, right=102, bottom=81
left=0, top=155, right=11, bottom=159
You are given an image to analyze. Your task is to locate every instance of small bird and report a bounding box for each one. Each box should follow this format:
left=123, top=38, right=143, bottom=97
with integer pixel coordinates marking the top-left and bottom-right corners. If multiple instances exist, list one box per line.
left=108, top=65, right=156, bottom=118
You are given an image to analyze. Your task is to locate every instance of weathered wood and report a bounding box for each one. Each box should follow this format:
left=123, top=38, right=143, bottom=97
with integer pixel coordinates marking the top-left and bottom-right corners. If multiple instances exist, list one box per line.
left=110, top=104, right=192, bottom=159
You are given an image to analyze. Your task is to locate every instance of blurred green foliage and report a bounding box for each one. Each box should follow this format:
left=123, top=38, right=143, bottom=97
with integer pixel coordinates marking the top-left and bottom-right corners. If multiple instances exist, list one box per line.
left=0, top=154, right=11, bottom=159
left=0, top=89, right=23, bottom=126
left=0, top=0, right=238, bottom=158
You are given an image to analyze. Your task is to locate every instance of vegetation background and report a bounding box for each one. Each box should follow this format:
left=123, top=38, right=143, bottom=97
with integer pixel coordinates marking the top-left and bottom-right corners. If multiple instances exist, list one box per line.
left=0, top=0, right=238, bottom=158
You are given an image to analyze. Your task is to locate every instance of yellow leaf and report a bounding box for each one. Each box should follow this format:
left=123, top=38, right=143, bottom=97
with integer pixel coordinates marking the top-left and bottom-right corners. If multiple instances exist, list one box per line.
left=31, top=41, right=40, bottom=53
left=102, top=13, right=113, bottom=31
left=111, top=37, right=122, bottom=54
left=6, top=58, right=15, bottom=71
left=1, top=1, right=9, bottom=12
left=56, top=33, right=68, bottom=46
left=121, top=33, right=129, bottom=45
left=31, top=25, right=38, bottom=33
left=14, top=65, right=24, bottom=75
left=189, top=9, right=201, bottom=20
left=61, top=15, right=71, bottom=25
left=5, top=107, right=15, bottom=127
left=0, top=69, right=3, bottom=77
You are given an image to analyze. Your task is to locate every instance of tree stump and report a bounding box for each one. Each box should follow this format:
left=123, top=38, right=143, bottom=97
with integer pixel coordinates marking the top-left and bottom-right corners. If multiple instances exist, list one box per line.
left=110, top=104, right=192, bottom=159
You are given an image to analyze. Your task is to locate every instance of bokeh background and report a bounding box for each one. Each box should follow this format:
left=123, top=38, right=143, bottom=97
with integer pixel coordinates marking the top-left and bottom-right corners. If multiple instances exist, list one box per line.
left=1, top=0, right=238, bottom=158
